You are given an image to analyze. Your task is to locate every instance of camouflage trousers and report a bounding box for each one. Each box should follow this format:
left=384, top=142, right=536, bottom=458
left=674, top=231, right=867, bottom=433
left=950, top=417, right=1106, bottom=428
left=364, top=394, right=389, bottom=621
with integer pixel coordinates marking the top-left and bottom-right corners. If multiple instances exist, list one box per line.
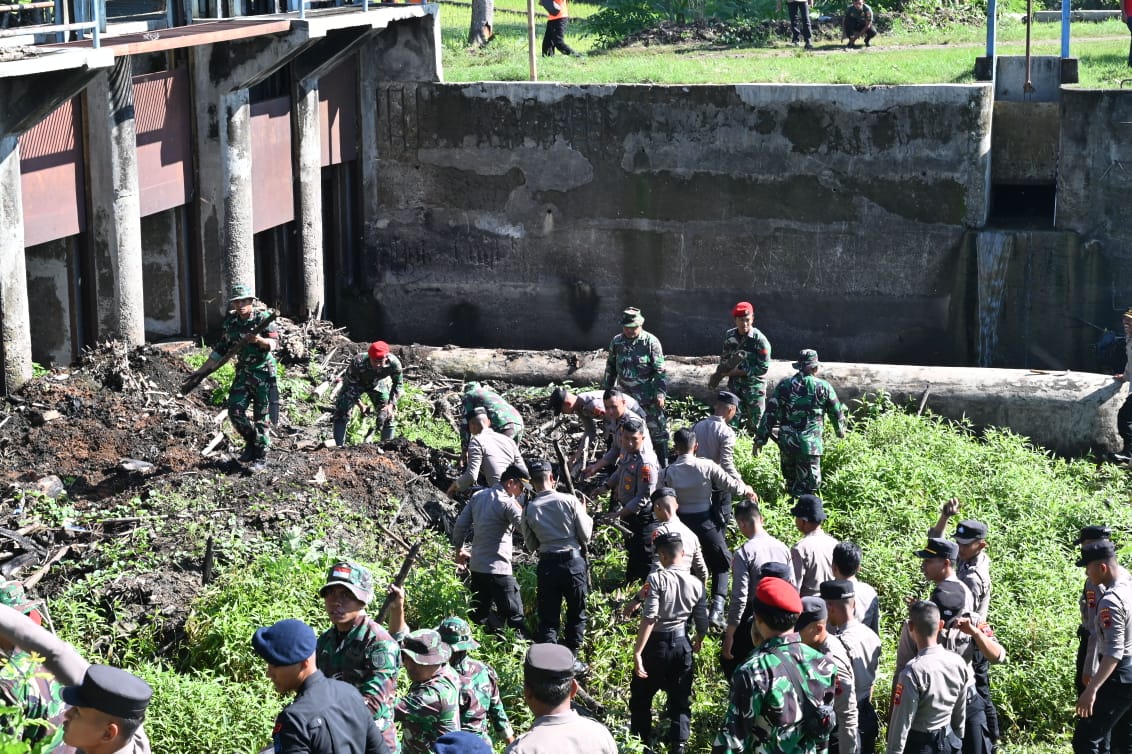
left=729, top=380, right=766, bottom=435
left=333, top=380, right=394, bottom=446
left=229, top=367, right=275, bottom=451
left=778, top=436, right=821, bottom=497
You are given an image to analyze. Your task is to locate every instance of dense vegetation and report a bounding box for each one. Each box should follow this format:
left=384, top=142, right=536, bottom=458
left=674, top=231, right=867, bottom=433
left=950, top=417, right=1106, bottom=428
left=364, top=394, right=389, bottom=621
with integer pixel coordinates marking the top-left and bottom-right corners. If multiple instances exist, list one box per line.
left=27, top=389, right=1132, bottom=753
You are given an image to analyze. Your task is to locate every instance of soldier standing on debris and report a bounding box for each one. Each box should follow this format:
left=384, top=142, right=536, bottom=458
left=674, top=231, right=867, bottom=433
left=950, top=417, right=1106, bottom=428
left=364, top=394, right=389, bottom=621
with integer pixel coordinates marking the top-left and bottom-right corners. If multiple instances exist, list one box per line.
left=757, top=349, right=846, bottom=498
left=521, top=461, right=593, bottom=664
left=461, top=382, right=524, bottom=446
left=187, top=283, right=278, bottom=465
left=451, top=465, right=533, bottom=639
left=332, top=341, right=404, bottom=447
left=603, top=307, right=670, bottom=465
left=436, top=617, right=515, bottom=746
left=315, top=561, right=401, bottom=753
left=711, top=302, right=772, bottom=435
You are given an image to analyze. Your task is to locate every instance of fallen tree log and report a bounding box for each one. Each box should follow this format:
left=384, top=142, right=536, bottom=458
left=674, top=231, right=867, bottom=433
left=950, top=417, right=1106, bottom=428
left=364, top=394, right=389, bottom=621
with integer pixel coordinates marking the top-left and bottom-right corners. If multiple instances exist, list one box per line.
left=401, top=345, right=1124, bottom=457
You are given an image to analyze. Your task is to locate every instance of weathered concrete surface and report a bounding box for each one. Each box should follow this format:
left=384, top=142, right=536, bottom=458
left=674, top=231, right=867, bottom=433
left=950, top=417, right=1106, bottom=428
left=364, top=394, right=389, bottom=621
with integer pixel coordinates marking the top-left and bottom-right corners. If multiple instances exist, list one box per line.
left=995, top=56, right=1072, bottom=103
left=86, top=56, right=146, bottom=346
left=991, top=102, right=1059, bottom=185
left=141, top=209, right=185, bottom=336
left=366, top=83, right=993, bottom=364
left=1056, top=90, right=1132, bottom=336
left=0, top=135, right=32, bottom=392
left=25, top=238, right=73, bottom=367
left=407, top=345, right=1120, bottom=456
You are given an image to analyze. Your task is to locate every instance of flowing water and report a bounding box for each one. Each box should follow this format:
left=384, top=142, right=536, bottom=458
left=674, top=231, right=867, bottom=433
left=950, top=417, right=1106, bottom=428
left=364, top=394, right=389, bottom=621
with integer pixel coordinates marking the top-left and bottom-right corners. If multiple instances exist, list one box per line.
left=976, top=230, right=1014, bottom=367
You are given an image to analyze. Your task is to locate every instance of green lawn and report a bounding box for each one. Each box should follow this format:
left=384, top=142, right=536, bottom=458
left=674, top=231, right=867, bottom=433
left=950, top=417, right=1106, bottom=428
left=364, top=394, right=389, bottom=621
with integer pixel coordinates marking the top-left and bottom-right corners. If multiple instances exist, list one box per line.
left=438, top=1, right=1132, bottom=87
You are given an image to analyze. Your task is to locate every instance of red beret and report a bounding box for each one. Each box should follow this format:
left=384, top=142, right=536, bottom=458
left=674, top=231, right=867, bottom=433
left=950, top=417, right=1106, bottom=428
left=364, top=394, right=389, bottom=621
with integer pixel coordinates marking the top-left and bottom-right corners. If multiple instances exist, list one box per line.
left=731, top=301, right=754, bottom=317
left=755, top=577, right=802, bottom=613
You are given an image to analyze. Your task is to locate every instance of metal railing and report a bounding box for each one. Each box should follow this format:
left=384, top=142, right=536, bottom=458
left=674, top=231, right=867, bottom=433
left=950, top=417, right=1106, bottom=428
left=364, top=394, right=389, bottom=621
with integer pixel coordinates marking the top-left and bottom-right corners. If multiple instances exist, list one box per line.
left=0, top=0, right=102, bottom=47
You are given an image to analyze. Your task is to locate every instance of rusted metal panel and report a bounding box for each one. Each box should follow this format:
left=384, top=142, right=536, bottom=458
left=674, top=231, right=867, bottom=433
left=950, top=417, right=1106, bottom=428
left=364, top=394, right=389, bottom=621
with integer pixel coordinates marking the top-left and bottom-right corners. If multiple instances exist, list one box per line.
left=134, top=67, right=193, bottom=217
left=19, top=98, right=86, bottom=248
left=319, top=57, right=357, bottom=167
left=250, top=95, right=294, bottom=234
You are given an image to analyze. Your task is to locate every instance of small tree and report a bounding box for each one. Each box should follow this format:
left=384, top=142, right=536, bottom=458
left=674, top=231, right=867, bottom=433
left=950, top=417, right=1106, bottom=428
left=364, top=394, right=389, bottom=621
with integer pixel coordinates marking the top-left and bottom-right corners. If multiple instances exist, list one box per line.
left=468, top=0, right=495, bottom=48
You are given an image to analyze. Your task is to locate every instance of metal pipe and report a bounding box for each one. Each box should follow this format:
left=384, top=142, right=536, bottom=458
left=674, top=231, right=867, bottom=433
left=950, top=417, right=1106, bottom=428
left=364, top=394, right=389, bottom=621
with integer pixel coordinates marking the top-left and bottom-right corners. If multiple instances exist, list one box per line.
left=527, top=0, right=536, bottom=81
left=1060, top=0, right=1070, bottom=58
left=91, top=0, right=100, bottom=47
left=985, top=0, right=997, bottom=59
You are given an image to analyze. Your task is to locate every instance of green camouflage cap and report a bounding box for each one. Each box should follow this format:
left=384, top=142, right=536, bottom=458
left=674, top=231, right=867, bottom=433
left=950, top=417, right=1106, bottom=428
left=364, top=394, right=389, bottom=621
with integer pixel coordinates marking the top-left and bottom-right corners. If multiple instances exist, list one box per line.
left=229, top=282, right=255, bottom=301
left=400, top=628, right=452, bottom=665
left=318, top=561, right=375, bottom=604
left=621, top=307, right=645, bottom=327
left=436, top=616, right=479, bottom=651
left=0, top=580, right=35, bottom=614
left=792, top=348, right=820, bottom=371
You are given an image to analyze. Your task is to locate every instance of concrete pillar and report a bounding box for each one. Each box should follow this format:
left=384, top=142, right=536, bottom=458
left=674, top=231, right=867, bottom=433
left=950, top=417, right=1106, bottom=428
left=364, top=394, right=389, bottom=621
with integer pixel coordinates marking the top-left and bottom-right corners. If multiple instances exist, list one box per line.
left=223, top=89, right=255, bottom=296
left=292, top=75, right=324, bottom=319
left=0, top=136, right=32, bottom=393
left=358, top=44, right=381, bottom=260
left=86, top=56, right=146, bottom=345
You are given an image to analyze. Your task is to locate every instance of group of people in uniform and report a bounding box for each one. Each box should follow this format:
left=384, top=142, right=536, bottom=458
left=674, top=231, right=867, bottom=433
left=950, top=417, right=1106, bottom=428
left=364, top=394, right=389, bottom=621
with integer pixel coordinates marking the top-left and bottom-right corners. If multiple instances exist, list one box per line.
left=5, top=294, right=1127, bottom=754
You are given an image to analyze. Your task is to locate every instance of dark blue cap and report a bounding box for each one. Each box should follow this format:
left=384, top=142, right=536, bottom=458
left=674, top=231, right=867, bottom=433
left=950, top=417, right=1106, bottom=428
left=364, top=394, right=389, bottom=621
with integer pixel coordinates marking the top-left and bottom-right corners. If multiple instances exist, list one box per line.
left=61, top=665, right=152, bottom=719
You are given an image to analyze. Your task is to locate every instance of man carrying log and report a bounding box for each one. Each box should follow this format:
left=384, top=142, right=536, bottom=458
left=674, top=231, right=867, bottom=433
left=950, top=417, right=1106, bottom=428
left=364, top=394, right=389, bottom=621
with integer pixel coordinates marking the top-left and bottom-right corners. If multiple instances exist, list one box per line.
left=185, top=283, right=279, bottom=466
left=332, top=341, right=404, bottom=447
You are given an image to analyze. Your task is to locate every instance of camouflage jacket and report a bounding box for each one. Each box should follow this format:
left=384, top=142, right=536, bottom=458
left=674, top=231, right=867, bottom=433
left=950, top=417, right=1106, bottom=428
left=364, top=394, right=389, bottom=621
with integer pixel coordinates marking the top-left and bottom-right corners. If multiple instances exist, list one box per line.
left=758, top=372, right=846, bottom=455
left=451, top=655, right=513, bottom=742
left=211, top=309, right=278, bottom=375
left=396, top=664, right=462, bottom=754
left=721, top=327, right=772, bottom=388
left=316, top=616, right=401, bottom=753
left=713, top=633, right=837, bottom=754
left=0, top=650, right=66, bottom=752
left=845, top=2, right=873, bottom=25
left=343, top=352, right=404, bottom=402
left=603, top=330, right=668, bottom=399
left=461, top=385, right=524, bottom=443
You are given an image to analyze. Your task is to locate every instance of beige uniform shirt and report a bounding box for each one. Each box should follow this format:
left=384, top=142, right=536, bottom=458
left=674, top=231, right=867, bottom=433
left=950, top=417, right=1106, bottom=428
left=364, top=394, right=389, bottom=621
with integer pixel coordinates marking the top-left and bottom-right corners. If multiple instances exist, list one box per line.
left=505, top=711, right=617, bottom=754
left=833, top=620, right=882, bottom=701
left=450, top=485, right=523, bottom=575
left=819, top=634, right=859, bottom=754
left=661, top=454, right=747, bottom=515
left=692, top=414, right=741, bottom=480
left=646, top=515, right=709, bottom=582
left=454, top=427, right=527, bottom=491
left=886, top=645, right=970, bottom=754
left=791, top=529, right=839, bottom=597
left=643, top=567, right=709, bottom=634
left=727, top=532, right=794, bottom=625
left=957, top=552, right=992, bottom=622
left=521, top=489, right=593, bottom=554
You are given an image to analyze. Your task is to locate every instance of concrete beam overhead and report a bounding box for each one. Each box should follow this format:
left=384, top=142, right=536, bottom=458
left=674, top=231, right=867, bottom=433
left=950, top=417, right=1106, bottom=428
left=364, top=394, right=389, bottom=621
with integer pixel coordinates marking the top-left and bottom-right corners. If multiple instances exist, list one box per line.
left=0, top=51, right=113, bottom=135
left=291, top=26, right=373, bottom=82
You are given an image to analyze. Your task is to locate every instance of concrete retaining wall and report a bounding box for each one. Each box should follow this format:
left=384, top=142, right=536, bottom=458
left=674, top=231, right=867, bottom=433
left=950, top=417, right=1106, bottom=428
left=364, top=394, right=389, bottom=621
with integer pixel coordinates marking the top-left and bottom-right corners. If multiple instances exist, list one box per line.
left=366, top=82, right=994, bottom=364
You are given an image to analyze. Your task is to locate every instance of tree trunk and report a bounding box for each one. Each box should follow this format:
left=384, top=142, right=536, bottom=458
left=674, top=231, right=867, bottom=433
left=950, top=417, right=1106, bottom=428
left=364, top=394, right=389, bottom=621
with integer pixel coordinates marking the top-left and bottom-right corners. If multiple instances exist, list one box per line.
left=468, top=0, right=495, bottom=47
left=399, top=344, right=1124, bottom=457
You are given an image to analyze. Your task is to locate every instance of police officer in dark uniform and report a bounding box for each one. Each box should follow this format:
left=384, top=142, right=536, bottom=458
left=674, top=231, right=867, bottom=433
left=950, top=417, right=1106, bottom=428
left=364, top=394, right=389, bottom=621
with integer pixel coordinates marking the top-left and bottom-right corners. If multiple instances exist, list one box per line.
left=1074, top=540, right=1132, bottom=754
left=252, top=618, right=389, bottom=754
left=630, top=531, right=709, bottom=754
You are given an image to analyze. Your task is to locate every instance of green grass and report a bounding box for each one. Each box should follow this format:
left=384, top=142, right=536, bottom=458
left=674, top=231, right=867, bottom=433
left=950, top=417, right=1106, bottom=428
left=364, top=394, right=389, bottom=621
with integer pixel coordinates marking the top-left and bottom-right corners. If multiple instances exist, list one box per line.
left=439, top=1, right=1132, bottom=87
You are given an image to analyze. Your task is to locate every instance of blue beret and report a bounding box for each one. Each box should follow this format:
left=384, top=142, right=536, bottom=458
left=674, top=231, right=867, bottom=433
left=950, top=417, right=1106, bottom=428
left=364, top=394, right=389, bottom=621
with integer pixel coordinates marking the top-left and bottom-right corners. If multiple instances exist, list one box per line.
left=252, top=619, right=317, bottom=666
left=431, top=731, right=492, bottom=754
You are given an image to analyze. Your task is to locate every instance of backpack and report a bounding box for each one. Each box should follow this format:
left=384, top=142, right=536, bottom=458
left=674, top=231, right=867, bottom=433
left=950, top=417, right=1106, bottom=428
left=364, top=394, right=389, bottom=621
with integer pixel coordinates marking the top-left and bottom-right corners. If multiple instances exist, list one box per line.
left=771, top=645, right=837, bottom=742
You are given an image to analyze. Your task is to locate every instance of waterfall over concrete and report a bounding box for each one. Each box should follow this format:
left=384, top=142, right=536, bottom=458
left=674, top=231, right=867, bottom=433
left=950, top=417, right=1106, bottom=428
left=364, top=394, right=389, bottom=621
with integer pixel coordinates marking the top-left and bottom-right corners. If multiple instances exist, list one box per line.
left=977, top=230, right=1015, bottom=367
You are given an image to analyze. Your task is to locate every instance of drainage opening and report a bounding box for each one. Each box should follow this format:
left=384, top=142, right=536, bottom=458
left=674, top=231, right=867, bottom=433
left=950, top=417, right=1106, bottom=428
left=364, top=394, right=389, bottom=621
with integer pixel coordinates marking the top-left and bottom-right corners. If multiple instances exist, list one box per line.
left=989, top=184, right=1055, bottom=226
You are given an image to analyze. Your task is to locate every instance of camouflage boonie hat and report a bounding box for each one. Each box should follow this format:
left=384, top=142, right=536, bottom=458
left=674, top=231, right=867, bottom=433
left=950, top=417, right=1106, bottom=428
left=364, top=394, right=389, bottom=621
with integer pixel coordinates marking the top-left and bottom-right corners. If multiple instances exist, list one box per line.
left=319, top=561, right=375, bottom=604
left=621, top=307, right=645, bottom=327
left=0, top=581, right=35, bottom=614
left=792, top=349, right=820, bottom=371
left=400, top=629, right=452, bottom=665
left=229, top=282, right=255, bottom=301
left=436, top=616, right=479, bottom=651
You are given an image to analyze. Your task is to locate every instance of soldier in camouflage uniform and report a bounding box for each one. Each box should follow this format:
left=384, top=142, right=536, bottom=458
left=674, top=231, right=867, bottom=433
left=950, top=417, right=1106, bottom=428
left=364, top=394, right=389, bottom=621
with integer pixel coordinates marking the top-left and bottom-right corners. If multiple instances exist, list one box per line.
left=188, top=283, right=279, bottom=464
left=332, top=341, right=404, bottom=447
left=0, top=582, right=68, bottom=752
left=713, top=577, right=837, bottom=754
left=603, top=307, right=670, bottom=464
left=713, top=302, right=772, bottom=435
left=757, top=349, right=846, bottom=498
left=316, top=561, right=401, bottom=753
left=396, top=629, right=462, bottom=754
left=461, top=382, right=524, bottom=446
left=436, top=617, right=515, bottom=746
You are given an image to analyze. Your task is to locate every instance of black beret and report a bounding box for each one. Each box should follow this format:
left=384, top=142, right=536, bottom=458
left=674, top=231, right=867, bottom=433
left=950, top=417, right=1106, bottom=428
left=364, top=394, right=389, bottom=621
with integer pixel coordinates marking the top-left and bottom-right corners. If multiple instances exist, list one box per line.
left=716, top=391, right=740, bottom=407
left=794, top=596, right=828, bottom=632
left=1078, top=540, right=1117, bottom=567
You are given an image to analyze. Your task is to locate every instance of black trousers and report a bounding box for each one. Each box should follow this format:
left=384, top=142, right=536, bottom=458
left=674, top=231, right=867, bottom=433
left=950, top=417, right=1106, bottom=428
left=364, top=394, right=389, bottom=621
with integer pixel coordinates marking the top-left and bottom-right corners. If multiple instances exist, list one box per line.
left=1074, top=679, right=1132, bottom=754
left=903, top=727, right=955, bottom=754
left=469, top=571, right=529, bottom=637
left=1126, top=19, right=1132, bottom=66
left=1118, top=393, right=1132, bottom=446
left=788, top=1, right=812, bottom=44
left=535, top=551, right=588, bottom=652
left=845, top=18, right=877, bottom=42
left=720, top=618, right=755, bottom=681
left=859, top=696, right=879, bottom=754
left=964, top=690, right=992, bottom=754
left=542, top=17, right=575, bottom=56
left=630, top=631, right=694, bottom=745
left=972, top=653, right=1000, bottom=743
left=683, top=510, right=731, bottom=600
left=625, top=518, right=655, bottom=586
left=1078, top=628, right=1091, bottom=696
